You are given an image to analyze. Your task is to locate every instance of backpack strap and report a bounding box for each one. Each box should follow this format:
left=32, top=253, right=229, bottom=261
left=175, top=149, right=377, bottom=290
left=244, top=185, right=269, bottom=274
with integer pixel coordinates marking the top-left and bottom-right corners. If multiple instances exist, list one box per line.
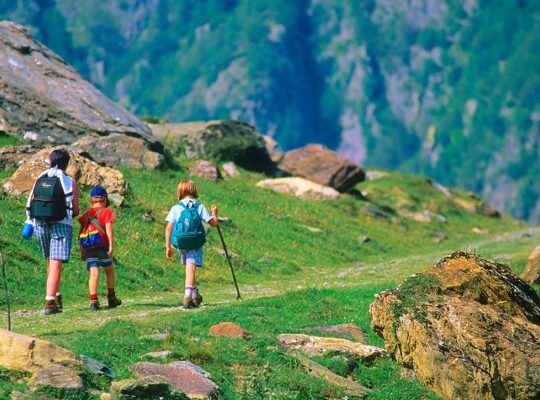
left=84, top=209, right=105, bottom=234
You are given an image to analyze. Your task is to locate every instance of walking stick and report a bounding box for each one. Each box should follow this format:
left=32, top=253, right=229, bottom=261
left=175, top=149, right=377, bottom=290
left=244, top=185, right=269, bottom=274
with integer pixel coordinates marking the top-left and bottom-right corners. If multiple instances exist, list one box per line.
left=0, top=217, right=11, bottom=331
left=216, top=224, right=241, bottom=300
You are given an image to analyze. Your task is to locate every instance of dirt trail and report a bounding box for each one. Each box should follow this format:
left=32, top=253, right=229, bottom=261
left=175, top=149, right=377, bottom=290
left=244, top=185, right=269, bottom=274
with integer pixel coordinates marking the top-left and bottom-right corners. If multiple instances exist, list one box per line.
left=4, top=227, right=539, bottom=336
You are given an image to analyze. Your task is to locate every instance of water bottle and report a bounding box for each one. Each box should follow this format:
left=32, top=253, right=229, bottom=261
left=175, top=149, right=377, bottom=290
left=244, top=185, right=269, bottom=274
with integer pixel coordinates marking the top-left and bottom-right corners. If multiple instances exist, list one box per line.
left=21, top=222, right=34, bottom=239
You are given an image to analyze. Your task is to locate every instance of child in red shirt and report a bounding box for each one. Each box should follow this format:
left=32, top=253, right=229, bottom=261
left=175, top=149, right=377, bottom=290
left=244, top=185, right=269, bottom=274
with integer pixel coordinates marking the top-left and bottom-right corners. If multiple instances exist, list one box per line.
left=78, top=186, right=121, bottom=311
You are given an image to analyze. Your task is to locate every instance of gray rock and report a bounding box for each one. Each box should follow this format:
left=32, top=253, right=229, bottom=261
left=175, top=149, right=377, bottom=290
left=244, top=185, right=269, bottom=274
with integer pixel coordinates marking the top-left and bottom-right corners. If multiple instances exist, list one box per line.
left=72, top=135, right=164, bottom=170
left=222, top=162, right=239, bottom=177
left=150, top=120, right=273, bottom=173
left=110, top=376, right=187, bottom=400
left=305, top=323, right=368, bottom=343
left=278, top=144, right=365, bottom=192
left=129, top=361, right=220, bottom=399
left=187, top=160, right=223, bottom=181
left=0, top=145, right=39, bottom=169
left=521, top=246, right=540, bottom=284
left=28, top=364, right=83, bottom=391
left=80, top=354, right=116, bottom=378
left=0, top=22, right=161, bottom=152
left=256, top=177, right=340, bottom=200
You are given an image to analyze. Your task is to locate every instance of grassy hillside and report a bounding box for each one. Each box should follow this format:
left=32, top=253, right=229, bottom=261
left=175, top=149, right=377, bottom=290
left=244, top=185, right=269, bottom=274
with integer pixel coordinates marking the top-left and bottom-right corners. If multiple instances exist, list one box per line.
left=0, top=152, right=538, bottom=399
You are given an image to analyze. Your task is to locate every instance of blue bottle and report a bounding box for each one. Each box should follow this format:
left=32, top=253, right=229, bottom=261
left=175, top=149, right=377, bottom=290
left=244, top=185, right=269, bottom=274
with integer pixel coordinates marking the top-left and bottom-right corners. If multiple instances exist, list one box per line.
left=21, top=222, right=34, bottom=239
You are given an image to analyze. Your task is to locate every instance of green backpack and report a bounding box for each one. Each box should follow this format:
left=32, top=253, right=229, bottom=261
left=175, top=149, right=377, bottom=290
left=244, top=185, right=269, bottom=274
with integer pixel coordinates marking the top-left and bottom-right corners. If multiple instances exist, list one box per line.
left=171, top=201, right=206, bottom=250
left=29, top=176, right=67, bottom=222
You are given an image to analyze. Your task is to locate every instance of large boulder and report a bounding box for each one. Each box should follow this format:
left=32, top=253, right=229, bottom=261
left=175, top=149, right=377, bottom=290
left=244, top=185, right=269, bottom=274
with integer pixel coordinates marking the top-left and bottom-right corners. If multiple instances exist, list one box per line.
left=0, top=21, right=162, bottom=159
left=3, top=146, right=127, bottom=204
left=370, top=252, right=540, bottom=400
left=0, top=329, right=81, bottom=374
left=256, top=177, right=340, bottom=200
left=149, top=120, right=274, bottom=173
left=521, top=246, right=540, bottom=284
left=72, top=135, right=164, bottom=170
left=278, top=144, right=365, bottom=192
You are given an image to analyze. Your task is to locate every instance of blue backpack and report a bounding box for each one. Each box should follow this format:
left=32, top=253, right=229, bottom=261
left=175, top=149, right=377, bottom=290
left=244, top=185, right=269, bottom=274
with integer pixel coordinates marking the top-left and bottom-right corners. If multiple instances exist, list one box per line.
left=171, top=201, right=206, bottom=250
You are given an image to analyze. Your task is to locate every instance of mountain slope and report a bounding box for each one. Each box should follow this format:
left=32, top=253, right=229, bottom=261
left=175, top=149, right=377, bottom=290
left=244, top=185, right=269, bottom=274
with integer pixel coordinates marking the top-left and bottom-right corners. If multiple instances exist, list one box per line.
left=0, top=0, right=538, bottom=222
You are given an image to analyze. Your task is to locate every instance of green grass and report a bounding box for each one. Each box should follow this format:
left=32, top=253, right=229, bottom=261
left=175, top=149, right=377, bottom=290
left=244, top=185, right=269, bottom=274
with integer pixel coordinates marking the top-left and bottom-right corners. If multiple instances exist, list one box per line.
left=0, top=156, right=537, bottom=399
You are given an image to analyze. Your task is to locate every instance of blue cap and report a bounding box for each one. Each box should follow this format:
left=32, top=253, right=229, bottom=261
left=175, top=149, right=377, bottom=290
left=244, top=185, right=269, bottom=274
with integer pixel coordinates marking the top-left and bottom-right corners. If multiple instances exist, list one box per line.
left=90, top=186, right=108, bottom=198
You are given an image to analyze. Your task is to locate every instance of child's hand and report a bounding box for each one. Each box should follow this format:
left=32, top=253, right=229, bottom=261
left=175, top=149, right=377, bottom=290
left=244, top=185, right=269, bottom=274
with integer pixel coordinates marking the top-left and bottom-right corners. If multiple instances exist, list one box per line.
left=107, top=246, right=113, bottom=257
left=166, top=246, right=173, bottom=261
left=211, top=204, right=218, bottom=216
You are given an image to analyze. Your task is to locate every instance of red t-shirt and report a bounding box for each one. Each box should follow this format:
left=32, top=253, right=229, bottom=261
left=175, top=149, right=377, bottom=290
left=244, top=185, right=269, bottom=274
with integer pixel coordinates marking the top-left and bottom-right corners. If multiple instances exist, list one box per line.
left=78, top=207, right=115, bottom=247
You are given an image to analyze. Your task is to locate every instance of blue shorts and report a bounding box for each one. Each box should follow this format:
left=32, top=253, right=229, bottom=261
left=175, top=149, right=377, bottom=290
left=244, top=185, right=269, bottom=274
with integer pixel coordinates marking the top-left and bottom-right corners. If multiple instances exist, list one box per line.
left=177, top=247, right=203, bottom=267
left=85, top=247, right=113, bottom=269
left=34, top=222, right=73, bottom=261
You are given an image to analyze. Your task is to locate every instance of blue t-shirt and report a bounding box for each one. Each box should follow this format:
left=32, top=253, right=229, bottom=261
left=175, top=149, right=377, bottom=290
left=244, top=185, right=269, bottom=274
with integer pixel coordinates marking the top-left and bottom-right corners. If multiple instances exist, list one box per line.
left=165, top=199, right=212, bottom=224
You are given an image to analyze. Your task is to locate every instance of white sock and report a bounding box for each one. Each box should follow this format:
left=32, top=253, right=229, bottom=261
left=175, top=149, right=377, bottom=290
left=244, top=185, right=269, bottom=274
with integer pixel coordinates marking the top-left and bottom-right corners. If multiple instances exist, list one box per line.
left=184, top=287, right=194, bottom=297
left=192, top=286, right=198, bottom=295
left=45, top=295, right=56, bottom=301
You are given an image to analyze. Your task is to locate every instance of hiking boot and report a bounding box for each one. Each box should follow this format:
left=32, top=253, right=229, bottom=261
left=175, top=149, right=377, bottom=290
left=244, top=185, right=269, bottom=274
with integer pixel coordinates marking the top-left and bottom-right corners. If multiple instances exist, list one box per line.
left=55, top=294, right=63, bottom=310
left=182, top=295, right=194, bottom=310
left=89, top=300, right=100, bottom=311
left=107, top=294, right=122, bottom=308
left=191, top=292, right=203, bottom=308
left=43, top=300, right=61, bottom=315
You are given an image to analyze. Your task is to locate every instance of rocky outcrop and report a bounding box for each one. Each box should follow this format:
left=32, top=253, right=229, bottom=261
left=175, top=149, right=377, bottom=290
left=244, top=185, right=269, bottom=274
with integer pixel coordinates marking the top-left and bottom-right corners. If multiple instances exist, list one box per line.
left=370, top=252, right=540, bottom=400
left=187, top=160, right=223, bottom=181
left=3, top=146, right=127, bottom=205
left=0, top=145, right=39, bottom=169
left=129, top=361, right=220, bottom=399
left=72, top=135, right=163, bottom=170
left=0, top=21, right=162, bottom=156
left=520, top=246, right=540, bottom=285
left=278, top=334, right=384, bottom=361
left=149, top=120, right=273, bottom=173
left=0, top=329, right=81, bottom=374
left=278, top=144, right=365, bottom=192
left=256, top=177, right=340, bottom=200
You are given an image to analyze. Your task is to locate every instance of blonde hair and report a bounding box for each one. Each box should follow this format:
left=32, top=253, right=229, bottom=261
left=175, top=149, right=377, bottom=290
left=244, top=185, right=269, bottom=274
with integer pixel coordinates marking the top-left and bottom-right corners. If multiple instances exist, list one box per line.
left=176, top=179, right=199, bottom=200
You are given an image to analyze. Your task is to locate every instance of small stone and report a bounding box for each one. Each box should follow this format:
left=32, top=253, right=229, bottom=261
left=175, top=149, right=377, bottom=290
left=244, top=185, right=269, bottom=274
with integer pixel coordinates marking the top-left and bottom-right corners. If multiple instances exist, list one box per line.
left=209, top=322, right=253, bottom=339
left=358, top=235, right=370, bottom=244
left=141, top=333, right=170, bottom=341
left=29, top=364, right=84, bottom=391
left=222, top=162, right=239, bottom=177
left=188, top=160, right=223, bottom=181
left=142, top=351, right=172, bottom=359
left=80, top=354, right=116, bottom=378
left=129, top=361, right=219, bottom=399
left=471, top=227, right=489, bottom=235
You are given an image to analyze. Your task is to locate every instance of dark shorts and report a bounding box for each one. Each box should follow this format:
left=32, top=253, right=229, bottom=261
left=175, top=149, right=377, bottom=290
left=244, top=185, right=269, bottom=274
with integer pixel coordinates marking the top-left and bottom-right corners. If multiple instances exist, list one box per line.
left=34, top=222, right=73, bottom=261
left=85, top=247, right=113, bottom=269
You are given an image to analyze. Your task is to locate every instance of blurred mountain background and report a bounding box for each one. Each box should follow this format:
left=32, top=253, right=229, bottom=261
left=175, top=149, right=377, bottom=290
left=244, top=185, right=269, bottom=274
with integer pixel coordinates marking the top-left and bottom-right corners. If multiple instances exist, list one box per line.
left=1, top=0, right=539, bottom=222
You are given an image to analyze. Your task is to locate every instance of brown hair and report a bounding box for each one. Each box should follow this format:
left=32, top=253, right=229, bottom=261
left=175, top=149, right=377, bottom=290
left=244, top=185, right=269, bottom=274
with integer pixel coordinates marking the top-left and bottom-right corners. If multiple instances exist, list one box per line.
left=176, top=179, right=198, bottom=200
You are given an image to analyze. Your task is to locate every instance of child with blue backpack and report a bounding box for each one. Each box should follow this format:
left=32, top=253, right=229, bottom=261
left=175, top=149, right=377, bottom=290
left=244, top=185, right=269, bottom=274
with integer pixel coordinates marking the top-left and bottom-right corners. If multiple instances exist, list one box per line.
left=165, top=179, right=218, bottom=309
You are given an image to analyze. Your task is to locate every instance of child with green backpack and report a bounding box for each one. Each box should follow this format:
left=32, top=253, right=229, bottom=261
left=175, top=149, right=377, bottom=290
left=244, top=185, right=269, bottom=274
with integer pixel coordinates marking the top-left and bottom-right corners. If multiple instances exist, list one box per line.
left=165, top=179, right=218, bottom=309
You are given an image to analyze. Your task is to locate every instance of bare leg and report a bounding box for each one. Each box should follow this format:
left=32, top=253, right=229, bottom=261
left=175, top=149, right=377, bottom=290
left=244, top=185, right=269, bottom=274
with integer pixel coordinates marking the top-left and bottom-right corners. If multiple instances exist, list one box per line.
left=104, top=265, right=115, bottom=290
left=46, top=260, right=62, bottom=297
left=89, top=268, right=100, bottom=296
left=185, top=262, right=197, bottom=288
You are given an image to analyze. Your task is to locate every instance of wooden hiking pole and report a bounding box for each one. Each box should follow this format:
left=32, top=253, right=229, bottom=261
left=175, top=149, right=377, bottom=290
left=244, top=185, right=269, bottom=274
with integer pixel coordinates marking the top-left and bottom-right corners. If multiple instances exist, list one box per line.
left=216, top=224, right=242, bottom=300
left=0, top=216, right=11, bottom=331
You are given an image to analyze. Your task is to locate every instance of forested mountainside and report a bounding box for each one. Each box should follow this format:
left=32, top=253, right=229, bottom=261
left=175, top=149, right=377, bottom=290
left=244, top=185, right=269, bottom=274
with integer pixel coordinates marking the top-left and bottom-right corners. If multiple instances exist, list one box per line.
left=1, top=0, right=539, bottom=222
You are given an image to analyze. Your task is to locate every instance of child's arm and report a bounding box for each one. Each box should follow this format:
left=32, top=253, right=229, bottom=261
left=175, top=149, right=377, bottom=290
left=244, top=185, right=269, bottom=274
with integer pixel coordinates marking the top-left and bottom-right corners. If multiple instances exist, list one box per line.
left=165, top=221, right=174, bottom=260
left=208, top=204, right=219, bottom=227
left=105, top=222, right=114, bottom=257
